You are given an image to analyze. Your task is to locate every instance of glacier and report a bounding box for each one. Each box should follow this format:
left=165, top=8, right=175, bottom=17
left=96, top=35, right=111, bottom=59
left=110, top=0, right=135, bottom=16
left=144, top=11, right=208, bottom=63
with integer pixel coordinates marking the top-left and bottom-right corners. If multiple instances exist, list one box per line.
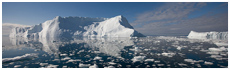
left=187, top=31, right=228, bottom=40
left=9, top=15, right=145, bottom=41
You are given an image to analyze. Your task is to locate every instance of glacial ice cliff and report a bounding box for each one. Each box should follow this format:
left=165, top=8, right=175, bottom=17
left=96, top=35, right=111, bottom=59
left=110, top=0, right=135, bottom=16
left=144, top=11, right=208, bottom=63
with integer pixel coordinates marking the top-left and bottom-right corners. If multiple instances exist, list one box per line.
left=187, top=31, right=228, bottom=40
left=9, top=15, right=145, bottom=40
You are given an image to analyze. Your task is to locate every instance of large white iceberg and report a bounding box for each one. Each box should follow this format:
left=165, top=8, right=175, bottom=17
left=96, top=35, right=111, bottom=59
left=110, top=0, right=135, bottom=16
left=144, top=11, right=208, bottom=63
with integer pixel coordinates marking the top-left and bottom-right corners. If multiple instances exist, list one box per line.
left=9, top=15, right=145, bottom=41
left=187, top=31, right=228, bottom=40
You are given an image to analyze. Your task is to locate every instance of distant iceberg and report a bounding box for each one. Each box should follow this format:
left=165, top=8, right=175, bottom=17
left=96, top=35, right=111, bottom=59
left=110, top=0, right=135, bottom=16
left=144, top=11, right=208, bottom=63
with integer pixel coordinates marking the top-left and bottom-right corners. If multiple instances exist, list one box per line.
left=187, top=31, right=228, bottom=40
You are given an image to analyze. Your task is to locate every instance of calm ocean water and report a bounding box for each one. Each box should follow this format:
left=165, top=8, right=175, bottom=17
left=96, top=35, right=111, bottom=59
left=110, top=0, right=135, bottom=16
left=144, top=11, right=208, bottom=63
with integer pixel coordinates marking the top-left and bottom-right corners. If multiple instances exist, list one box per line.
left=2, top=36, right=228, bottom=68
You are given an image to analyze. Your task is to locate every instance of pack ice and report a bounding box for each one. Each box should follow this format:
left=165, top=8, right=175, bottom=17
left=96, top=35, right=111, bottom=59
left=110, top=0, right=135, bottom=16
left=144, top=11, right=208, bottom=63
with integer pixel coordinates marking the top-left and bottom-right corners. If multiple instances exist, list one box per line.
left=9, top=15, right=145, bottom=40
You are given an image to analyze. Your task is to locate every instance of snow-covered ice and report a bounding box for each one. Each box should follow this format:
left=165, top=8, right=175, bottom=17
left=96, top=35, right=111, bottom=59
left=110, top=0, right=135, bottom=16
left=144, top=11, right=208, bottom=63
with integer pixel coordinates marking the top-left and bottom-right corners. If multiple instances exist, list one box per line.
left=9, top=15, right=145, bottom=41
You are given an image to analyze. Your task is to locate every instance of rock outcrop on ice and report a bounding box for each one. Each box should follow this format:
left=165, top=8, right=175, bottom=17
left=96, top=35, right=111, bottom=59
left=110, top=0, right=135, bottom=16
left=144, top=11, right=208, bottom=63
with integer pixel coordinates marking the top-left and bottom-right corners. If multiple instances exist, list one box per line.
left=187, top=31, right=228, bottom=40
left=9, top=15, right=145, bottom=40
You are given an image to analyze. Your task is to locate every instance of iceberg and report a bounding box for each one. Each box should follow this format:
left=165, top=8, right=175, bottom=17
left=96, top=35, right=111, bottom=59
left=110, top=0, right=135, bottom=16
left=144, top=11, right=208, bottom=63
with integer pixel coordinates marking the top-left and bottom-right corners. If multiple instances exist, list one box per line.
left=9, top=15, right=145, bottom=41
left=187, top=31, right=228, bottom=40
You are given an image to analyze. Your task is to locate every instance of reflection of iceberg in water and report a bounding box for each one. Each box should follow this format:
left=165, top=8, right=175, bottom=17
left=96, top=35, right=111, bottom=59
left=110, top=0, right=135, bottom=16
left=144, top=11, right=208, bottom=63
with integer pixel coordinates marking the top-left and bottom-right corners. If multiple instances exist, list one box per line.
left=73, top=37, right=134, bottom=57
left=8, top=37, right=60, bottom=56
left=7, top=36, right=134, bottom=57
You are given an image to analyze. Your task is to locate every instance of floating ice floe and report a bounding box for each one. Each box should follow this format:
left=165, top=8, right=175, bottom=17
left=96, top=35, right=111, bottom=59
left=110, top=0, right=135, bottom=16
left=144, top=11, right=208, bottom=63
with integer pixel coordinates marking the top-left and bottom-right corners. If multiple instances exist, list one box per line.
left=2, top=53, right=38, bottom=63
left=14, top=65, right=21, bottom=68
left=206, top=52, right=219, bottom=55
left=79, top=63, right=91, bottom=68
left=104, top=66, right=115, bottom=68
left=154, top=60, right=160, bottom=63
left=40, top=63, right=49, bottom=66
left=204, top=61, right=213, bottom=65
left=214, top=42, right=228, bottom=46
left=161, top=52, right=176, bottom=57
left=157, top=64, right=164, bottom=66
left=61, top=57, right=71, bottom=61
left=93, top=56, right=102, bottom=60
left=178, top=63, right=187, bottom=66
left=89, top=64, right=98, bottom=68
left=46, top=64, right=59, bottom=68
left=145, top=59, right=154, bottom=62
left=131, top=56, right=145, bottom=62
left=66, top=59, right=81, bottom=63
left=108, top=62, right=117, bottom=65
left=184, top=59, right=203, bottom=64
left=208, top=47, right=227, bottom=52
left=210, top=55, right=222, bottom=58
left=60, top=54, right=68, bottom=56
left=62, top=66, right=67, bottom=68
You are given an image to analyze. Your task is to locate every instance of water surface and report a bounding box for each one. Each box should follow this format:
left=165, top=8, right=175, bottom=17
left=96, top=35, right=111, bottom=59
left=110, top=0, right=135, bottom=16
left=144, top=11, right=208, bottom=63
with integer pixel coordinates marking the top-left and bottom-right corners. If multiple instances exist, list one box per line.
left=2, top=36, right=228, bottom=68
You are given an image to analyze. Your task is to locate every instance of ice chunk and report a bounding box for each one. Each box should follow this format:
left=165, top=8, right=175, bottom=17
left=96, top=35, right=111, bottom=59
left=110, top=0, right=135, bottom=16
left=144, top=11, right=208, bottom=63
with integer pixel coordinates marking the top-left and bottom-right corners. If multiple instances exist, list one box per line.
left=108, top=62, right=117, bottom=65
left=40, top=63, right=49, bottom=66
left=162, top=52, right=176, bottom=57
left=79, top=63, right=91, bottom=68
left=46, top=64, right=58, bottom=68
left=14, top=65, right=21, bottom=68
left=66, top=59, right=81, bottom=63
left=60, top=54, right=68, bottom=56
left=131, top=56, right=145, bottom=62
left=61, top=57, right=71, bottom=61
left=145, top=59, right=154, bottom=62
left=204, top=61, right=213, bottom=65
left=184, top=59, right=203, bottom=63
left=209, top=47, right=227, bottom=52
left=104, top=66, right=115, bottom=68
left=89, top=64, right=98, bottom=68
left=93, top=56, right=102, bottom=60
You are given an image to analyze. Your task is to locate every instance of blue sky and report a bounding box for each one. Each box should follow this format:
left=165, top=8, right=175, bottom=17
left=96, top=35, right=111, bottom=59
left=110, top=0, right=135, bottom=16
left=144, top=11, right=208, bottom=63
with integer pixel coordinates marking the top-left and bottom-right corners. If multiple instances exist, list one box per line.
left=2, top=2, right=228, bottom=36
